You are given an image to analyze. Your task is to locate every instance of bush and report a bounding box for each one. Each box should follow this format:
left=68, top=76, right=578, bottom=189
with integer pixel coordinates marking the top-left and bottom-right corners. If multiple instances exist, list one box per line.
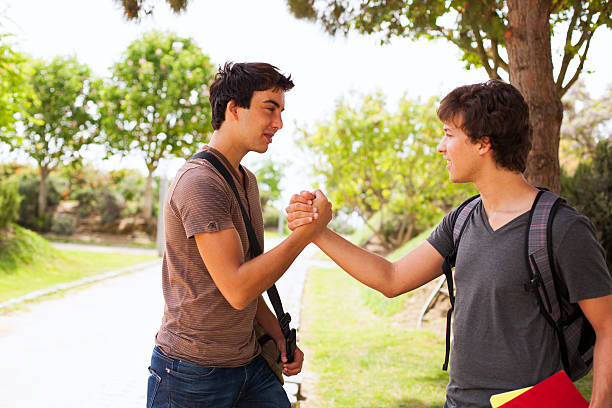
left=562, top=140, right=612, bottom=270
left=262, top=205, right=280, bottom=229
left=15, top=173, right=62, bottom=232
left=0, top=178, right=23, bottom=229
left=51, top=213, right=77, bottom=235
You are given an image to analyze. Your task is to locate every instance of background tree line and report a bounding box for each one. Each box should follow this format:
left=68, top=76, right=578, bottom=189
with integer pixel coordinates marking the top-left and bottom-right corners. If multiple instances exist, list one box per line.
left=0, top=30, right=216, bottom=235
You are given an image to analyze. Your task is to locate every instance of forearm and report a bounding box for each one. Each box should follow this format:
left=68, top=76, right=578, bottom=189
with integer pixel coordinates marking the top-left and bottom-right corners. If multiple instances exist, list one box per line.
left=314, top=228, right=398, bottom=297
left=233, top=228, right=313, bottom=309
left=255, top=296, right=284, bottom=341
left=589, top=327, right=612, bottom=408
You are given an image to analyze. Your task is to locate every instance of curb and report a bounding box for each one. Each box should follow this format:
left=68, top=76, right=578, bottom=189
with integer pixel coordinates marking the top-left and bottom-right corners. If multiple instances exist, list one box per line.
left=0, top=259, right=162, bottom=310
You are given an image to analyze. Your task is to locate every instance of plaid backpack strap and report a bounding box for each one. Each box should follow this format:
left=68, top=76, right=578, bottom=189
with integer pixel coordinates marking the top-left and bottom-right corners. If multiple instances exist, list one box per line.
left=525, top=189, right=572, bottom=372
left=441, top=194, right=480, bottom=371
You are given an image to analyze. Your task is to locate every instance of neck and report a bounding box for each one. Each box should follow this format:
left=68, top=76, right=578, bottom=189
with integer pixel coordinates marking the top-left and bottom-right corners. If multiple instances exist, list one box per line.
left=473, top=167, right=538, bottom=213
left=208, top=130, right=246, bottom=173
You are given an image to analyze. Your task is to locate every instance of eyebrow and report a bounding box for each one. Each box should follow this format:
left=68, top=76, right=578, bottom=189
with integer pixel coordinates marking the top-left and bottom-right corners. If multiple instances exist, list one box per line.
left=263, top=99, right=281, bottom=109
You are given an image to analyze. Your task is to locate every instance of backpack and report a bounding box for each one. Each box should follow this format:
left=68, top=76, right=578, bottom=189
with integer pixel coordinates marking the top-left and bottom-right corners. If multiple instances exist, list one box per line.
left=441, top=188, right=595, bottom=381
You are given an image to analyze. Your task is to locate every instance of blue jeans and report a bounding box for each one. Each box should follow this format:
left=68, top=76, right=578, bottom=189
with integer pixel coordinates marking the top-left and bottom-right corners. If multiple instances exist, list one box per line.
left=147, top=346, right=290, bottom=408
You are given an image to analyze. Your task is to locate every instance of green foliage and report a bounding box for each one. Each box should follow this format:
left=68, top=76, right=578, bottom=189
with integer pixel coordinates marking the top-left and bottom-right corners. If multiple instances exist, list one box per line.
left=562, top=139, right=612, bottom=270
left=286, top=1, right=612, bottom=86
left=9, top=165, right=62, bottom=232
left=16, top=56, right=98, bottom=168
left=100, top=30, right=215, bottom=219
left=0, top=178, right=23, bottom=228
left=300, top=92, right=475, bottom=251
left=253, top=157, right=285, bottom=208
left=7, top=55, right=99, bottom=217
left=0, top=32, right=35, bottom=136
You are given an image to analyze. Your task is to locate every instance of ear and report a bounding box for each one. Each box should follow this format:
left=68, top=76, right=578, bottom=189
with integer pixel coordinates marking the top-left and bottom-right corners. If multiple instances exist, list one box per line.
left=226, top=100, right=239, bottom=121
left=477, top=136, right=492, bottom=156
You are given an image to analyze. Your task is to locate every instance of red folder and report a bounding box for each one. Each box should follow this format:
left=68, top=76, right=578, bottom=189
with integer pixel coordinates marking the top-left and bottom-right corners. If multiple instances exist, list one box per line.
left=499, top=370, right=588, bottom=407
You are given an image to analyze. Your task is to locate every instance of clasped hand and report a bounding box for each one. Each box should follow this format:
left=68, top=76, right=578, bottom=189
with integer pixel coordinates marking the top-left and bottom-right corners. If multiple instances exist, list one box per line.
left=285, top=189, right=331, bottom=234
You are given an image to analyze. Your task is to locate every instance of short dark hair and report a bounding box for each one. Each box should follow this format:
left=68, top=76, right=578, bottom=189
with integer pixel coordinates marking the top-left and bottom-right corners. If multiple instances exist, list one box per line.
left=209, top=62, right=294, bottom=130
left=437, top=79, right=531, bottom=173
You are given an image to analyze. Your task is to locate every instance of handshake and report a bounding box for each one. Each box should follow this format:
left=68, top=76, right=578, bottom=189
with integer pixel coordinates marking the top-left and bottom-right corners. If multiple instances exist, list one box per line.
left=284, top=190, right=333, bottom=238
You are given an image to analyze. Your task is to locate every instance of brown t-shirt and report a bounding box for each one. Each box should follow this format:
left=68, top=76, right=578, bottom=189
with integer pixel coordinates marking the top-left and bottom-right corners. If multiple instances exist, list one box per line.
left=155, top=145, right=265, bottom=367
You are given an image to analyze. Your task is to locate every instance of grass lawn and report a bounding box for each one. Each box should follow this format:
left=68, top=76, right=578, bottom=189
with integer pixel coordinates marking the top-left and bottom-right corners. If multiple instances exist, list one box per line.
left=300, top=266, right=448, bottom=408
left=0, top=225, right=159, bottom=303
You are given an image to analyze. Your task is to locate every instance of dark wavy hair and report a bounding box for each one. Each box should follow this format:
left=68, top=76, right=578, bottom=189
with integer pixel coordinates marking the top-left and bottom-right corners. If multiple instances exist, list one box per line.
left=209, top=62, right=294, bottom=130
left=437, top=79, right=531, bottom=173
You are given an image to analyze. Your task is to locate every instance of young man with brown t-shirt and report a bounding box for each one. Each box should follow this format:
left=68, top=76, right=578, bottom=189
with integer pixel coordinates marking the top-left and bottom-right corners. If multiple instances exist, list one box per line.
left=146, top=62, right=332, bottom=408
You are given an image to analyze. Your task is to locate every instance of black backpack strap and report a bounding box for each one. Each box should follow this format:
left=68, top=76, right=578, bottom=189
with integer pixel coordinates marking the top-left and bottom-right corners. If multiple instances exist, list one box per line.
left=441, top=194, right=481, bottom=371
left=190, top=150, right=296, bottom=362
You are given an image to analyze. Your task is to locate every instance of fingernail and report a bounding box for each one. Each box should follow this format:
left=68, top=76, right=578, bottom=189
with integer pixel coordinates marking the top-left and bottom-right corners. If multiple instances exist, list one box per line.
left=308, top=217, right=312, bottom=221
left=308, top=200, right=312, bottom=205
left=313, top=207, right=318, bottom=212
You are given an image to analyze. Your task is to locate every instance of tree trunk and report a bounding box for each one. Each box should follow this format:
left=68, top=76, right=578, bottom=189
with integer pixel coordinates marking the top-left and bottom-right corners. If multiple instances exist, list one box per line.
left=506, top=0, right=563, bottom=193
left=38, top=166, right=49, bottom=217
left=144, top=168, right=154, bottom=221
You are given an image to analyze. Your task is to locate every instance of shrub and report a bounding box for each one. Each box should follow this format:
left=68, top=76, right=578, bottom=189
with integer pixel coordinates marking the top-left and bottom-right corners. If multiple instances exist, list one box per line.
left=0, top=178, right=23, bottom=229
left=15, top=173, right=62, bottom=232
left=51, top=213, right=77, bottom=236
left=262, top=205, right=280, bottom=230
left=562, top=139, right=612, bottom=270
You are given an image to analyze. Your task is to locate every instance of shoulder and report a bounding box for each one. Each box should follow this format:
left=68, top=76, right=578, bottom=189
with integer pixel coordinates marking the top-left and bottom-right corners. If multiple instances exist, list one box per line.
left=171, top=161, right=231, bottom=204
left=550, top=202, right=596, bottom=245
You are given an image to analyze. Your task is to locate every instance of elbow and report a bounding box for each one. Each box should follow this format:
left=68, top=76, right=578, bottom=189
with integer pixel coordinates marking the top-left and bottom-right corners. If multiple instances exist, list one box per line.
left=223, top=291, right=252, bottom=311
left=382, top=287, right=402, bottom=298
left=227, top=296, right=250, bottom=311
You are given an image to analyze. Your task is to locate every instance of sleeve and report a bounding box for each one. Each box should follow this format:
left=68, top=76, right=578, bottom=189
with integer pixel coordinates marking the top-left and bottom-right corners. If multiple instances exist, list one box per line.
left=426, top=207, right=458, bottom=258
left=170, top=167, right=236, bottom=239
left=553, top=208, right=612, bottom=303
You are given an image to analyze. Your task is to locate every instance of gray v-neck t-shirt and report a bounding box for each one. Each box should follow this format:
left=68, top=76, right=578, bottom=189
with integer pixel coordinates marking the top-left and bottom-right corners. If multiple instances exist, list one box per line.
left=427, top=201, right=611, bottom=408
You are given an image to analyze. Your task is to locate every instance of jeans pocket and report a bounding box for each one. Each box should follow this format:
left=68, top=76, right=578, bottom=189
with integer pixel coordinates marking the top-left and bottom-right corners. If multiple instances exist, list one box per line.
left=167, top=365, right=216, bottom=381
left=147, top=366, right=162, bottom=408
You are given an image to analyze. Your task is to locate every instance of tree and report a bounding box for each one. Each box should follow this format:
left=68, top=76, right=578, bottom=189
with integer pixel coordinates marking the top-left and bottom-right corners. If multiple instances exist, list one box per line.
left=100, top=30, right=215, bottom=221
left=4, top=56, right=98, bottom=217
left=300, top=93, right=475, bottom=252
left=560, top=81, right=612, bottom=172
left=285, top=0, right=612, bottom=194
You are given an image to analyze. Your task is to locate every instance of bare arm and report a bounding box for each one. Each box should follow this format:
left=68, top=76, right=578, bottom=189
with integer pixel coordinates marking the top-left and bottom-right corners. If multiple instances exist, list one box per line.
left=195, top=191, right=332, bottom=310
left=580, top=294, right=612, bottom=408
left=287, top=191, right=444, bottom=297
left=313, top=228, right=443, bottom=297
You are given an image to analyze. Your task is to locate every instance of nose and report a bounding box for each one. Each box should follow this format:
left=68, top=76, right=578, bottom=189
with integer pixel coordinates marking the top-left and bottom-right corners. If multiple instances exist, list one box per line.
left=272, top=112, right=283, bottom=131
left=437, top=136, right=447, bottom=153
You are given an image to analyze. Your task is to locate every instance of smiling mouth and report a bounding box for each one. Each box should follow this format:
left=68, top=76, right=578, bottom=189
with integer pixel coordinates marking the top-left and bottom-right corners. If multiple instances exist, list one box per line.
left=264, top=134, right=273, bottom=143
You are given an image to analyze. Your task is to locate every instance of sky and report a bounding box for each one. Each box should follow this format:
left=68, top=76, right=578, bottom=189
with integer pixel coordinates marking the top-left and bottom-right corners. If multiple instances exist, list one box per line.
left=2, top=0, right=611, bottom=200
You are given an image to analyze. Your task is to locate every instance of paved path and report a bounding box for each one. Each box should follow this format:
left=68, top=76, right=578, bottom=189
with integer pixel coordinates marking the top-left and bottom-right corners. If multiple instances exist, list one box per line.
left=0, top=239, right=322, bottom=408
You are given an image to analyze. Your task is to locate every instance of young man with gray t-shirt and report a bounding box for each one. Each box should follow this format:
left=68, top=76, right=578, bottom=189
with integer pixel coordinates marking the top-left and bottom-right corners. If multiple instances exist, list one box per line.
left=287, top=80, right=612, bottom=408
left=147, top=62, right=332, bottom=408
